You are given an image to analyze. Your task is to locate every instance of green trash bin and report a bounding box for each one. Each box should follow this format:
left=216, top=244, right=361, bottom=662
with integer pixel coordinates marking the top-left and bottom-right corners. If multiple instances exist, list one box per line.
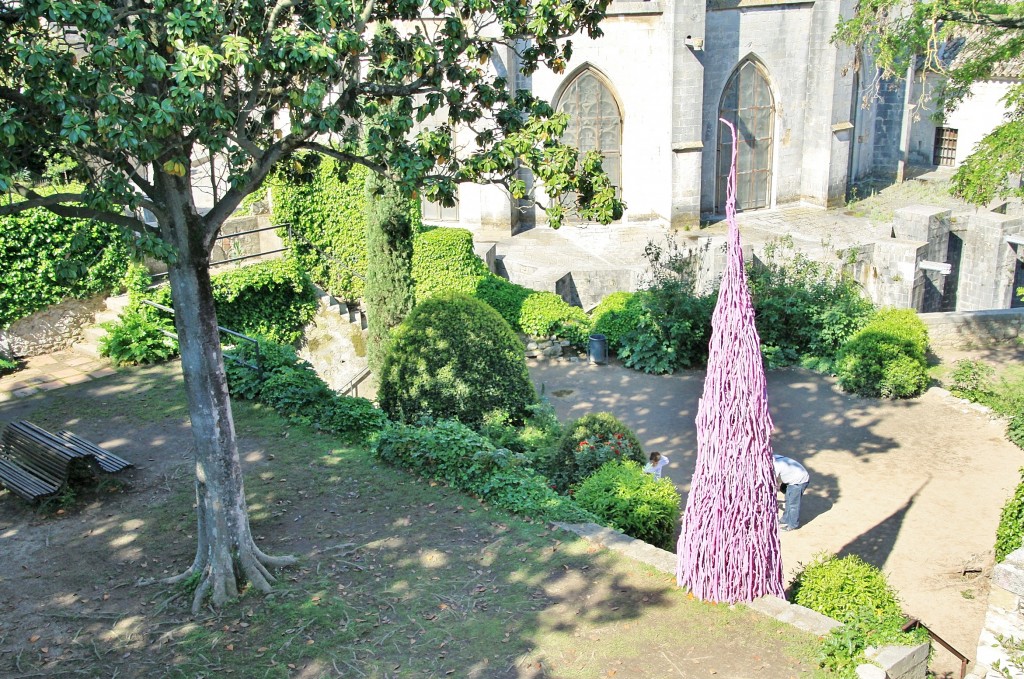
left=588, top=334, right=608, bottom=365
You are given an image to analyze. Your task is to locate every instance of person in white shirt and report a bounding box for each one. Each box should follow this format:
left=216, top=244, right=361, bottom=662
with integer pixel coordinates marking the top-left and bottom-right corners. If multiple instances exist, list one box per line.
left=773, top=454, right=810, bottom=531
left=643, top=451, right=669, bottom=479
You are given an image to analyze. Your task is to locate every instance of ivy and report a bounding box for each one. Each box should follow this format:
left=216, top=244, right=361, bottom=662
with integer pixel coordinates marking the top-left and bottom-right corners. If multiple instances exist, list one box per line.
left=0, top=206, right=130, bottom=328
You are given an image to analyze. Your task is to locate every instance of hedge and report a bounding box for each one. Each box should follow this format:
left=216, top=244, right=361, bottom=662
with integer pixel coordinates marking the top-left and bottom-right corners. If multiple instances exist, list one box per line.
left=835, top=308, right=929, bottom=398
left=0, top=207, right=131, bottom=328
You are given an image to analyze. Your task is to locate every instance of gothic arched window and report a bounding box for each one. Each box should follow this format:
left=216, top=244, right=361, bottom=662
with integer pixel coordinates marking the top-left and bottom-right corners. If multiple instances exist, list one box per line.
left=556, top=69, right=622, bottom=198
left=717, top=59, right=774, bottom=212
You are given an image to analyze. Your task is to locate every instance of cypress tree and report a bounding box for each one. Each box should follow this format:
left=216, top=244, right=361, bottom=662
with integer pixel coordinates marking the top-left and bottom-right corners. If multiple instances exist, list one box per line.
left=364, top=171, right=416, bottom=375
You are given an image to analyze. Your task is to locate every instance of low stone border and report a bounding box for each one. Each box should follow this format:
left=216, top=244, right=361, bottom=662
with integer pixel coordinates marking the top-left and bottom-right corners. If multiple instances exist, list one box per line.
left=554, top=521, right=929, bottom=679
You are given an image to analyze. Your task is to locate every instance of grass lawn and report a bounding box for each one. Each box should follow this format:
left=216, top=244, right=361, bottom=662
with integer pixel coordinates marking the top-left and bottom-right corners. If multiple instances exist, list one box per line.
left=0, top=362, right=825, bottom=678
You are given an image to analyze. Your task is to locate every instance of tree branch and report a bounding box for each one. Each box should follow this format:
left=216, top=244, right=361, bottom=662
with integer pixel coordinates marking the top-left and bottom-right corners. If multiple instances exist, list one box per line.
left=0, top=186, right=148, bottom=232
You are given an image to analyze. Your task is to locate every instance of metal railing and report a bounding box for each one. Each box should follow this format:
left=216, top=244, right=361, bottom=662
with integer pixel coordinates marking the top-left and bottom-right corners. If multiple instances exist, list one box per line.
left=902, top=618, right=969, bottom=679
left=339, top=366, right=372, bottom=398
left=141, top=300, right=262, bottom=377
left=150, top=223, right=289, bottom=280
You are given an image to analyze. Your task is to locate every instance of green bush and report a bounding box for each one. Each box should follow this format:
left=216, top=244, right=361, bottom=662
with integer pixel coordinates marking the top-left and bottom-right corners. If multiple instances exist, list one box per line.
left=790, top=553, right=926, bottom=677
left=0, top=206, right=131, bottom=328
left=949, top=359, right=996, bottom=402
left=378, top=293, right=537, bottom=426
left=0, top=349, right=19, bottom=376
left=616, top=289, right=716, bottom=374
left=372, top=419, right=597, bottom=523
left=573, top=460, right=681, bottom=550
left=749, top=240, right=875, bottom=368
left=996, top=469, right=1024, bottom=562
left=272, top=159, right=370, bottom=300
left=547, top=413, right=644, bottom=491
left=150, top=258, right=318, bottom=344
left=412, top=227, right=590, bottom=345
left=99, top=306, right=179, bottom=366
left=835, top=308, right=929, bottom=399
left=412, top=227, right=489, bottom=302
left=1009, top=412, right=1024, bottom=452
left=590, top=292, right=645, bottom=350
left=224, top=339, right=388, bottom=439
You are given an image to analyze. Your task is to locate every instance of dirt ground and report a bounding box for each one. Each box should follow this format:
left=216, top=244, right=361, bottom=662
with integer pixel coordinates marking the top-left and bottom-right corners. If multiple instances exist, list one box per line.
left=530, top=343, right=1024, bottom=678
left=0, top=364, right=823, bottom=678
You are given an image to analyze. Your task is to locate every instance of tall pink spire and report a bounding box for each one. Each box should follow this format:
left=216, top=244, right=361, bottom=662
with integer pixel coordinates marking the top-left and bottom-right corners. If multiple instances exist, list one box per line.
left=676, top=119, right=785, bottom=603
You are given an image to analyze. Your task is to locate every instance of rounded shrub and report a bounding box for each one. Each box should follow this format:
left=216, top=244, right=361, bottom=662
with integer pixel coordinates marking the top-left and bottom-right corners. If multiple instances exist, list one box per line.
left=790, top=553, right=925, bottom=676
left=590, top=291, right=644, bottom=350
left=548, top=413, right=644, bottom=491
left=378, top=293, right=537, bottom=426
left=835, top=308, right=929, bottom=398
left=573, top=460, right=681, bottom=550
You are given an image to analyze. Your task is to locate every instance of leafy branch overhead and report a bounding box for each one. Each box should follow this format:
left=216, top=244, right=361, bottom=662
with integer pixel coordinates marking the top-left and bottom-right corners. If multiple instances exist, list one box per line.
left=0, top=0, right=623, bottom=232
left=835, top=0, right=1024, bottom=204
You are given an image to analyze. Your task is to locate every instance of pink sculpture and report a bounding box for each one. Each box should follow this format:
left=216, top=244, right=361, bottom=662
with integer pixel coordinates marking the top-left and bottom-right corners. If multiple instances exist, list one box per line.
left=676, top=119, right=785, bottom=603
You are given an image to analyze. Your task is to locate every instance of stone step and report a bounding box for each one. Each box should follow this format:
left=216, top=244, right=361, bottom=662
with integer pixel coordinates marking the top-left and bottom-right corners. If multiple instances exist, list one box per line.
left=71, top=339, right=103, bottom=358
left=105, top=294, right=131, bottom=315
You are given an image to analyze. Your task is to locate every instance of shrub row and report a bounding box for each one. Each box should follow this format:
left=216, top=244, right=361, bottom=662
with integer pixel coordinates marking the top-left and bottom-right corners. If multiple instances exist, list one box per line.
left=224, top=339, right=388, bottom=438
left=834, top=308, right=930, bottom=399
left=148, top=258, right=319, bottom=345
left=0, top=206, right=131, bottom=328
left=102, top=259, right=319, bottom=366
left=790, top=553, right=927, bottom=676
left=543, top=412, right=645, bottom=492
left=372, top=418, right=598, bottom=524
left=411, top=227, right=590, bottom=345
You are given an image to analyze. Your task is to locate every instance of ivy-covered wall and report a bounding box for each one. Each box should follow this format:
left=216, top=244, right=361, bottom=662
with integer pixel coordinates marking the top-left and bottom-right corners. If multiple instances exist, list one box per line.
left=0, top=207, right=131, bottom=328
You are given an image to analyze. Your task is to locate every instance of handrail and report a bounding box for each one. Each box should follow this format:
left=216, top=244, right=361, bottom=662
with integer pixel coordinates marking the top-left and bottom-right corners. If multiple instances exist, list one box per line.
left=140, top=300, right=262, bottom=378
left=150, top=222, right=292, bottom=279
left=339, top=366, right=372, bottom=398
left=902, top=618, right=969, bottom=679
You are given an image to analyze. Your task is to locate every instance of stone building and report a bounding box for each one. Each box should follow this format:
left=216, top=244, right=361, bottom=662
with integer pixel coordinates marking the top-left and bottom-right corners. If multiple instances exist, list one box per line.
left=443, top=0, right=864, bottom=231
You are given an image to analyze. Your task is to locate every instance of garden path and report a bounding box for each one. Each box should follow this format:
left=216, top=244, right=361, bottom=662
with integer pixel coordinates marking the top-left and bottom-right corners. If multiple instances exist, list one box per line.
left=528, top=356, right=1024, bottom=678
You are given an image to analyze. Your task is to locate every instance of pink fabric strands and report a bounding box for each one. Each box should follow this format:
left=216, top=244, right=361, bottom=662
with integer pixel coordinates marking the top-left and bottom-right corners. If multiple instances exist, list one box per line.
left=675, top=118, right=784, bottom=603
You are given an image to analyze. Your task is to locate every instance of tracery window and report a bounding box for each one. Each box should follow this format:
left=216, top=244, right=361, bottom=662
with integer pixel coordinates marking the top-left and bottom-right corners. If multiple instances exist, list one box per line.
left=556, top=69, right=622, bottom=198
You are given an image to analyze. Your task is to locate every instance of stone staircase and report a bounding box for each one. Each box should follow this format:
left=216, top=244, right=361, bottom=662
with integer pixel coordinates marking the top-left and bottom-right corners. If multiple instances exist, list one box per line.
left=298, top=287, right=373, bottom=396
left=72, top=294, right=131, bottom=358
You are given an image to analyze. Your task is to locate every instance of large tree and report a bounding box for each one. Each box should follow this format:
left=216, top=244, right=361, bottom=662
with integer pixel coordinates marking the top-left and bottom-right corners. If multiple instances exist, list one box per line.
left=0, top=0, right=622, bottom=612
left=835, top=0, right=1024, bottom=204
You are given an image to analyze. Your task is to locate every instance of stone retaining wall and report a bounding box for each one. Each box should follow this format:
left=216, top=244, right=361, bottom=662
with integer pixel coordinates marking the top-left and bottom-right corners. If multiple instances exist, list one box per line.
left=0, top=295, right=106, bottom=358
left=920, top=308, right=1024, bottom=348
left=967, top=546, right=1024, bottom=679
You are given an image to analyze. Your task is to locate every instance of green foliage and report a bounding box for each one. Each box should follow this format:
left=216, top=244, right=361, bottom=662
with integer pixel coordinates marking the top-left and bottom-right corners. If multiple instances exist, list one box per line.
left=0, top=349, right=19, bottom=376
left=749, top=237, right=875, bottom=369
left=949, top=359, right=996, bottom=401
left=273, top=160, right=370, bottom=301
left=150, top=259, right=318, bottom=344
left=412, top=227, right=489, bottom=302
left=791, top=553, right=926, bottom=677
left=224, top=339, right=388, bottom=439
left=616, top=290, right=716, bottom=374
left=378, top=293, right=537, bottom=426
left=548, top=413, right=644, bottom=491
left=996, top=469, right=1024, bottom=562
left=373, top=418, right=597, bottom=523
left=0, top=207, right=131, bottom=328
left=99, top=306, right=179, bottom=366
left=411, top=227, right=590, bottom=344
left=365, top=171, right=416, bottom=374
left=573, top=459, right=681, bottom=550
left=835, top=308, right=930, bottom=399
left=1009, top=412, right=1024, bottom=452
left=590, top=292, right=645, bottom=350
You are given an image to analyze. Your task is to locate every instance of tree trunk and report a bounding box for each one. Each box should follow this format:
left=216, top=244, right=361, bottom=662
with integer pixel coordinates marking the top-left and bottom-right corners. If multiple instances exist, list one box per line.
left=157, top=176, right=294, bottom=614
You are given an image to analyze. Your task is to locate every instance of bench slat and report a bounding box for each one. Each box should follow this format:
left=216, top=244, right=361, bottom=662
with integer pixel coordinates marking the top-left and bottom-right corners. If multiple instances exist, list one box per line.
left=0, top=457, right=60, bottom=501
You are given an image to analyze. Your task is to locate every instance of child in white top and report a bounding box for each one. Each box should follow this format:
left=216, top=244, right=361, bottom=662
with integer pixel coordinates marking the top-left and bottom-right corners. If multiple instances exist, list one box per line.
left=643, top=451, right=669, bottom=479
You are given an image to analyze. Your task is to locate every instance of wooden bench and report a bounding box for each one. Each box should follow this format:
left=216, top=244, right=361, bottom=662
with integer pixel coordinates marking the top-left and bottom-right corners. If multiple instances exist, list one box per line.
left=0, top=420, right=132, bottom=502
